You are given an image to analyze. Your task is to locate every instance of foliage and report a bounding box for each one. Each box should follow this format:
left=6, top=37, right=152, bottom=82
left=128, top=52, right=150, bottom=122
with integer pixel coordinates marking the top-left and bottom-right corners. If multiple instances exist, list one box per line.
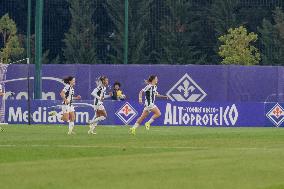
left=210, top=0, right=239, bottom=37
left=258, top=7, right=284, bottom=65
left=209, top=0, right=240, bottom=64
left=62, top=0, right=97, bottom=64
left=1, top=0, right=284, bottom=65
left=0, top=13, right=24, bottom=63
left=105, top=0, right=151, bottom=64
left=159, top=0, right=206, bottom=64
left=218, top=26, right=260, bottom=65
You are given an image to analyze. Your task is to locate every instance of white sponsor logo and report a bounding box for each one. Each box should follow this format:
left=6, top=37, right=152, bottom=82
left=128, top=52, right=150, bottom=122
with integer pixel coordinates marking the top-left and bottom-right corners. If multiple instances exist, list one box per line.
left=266, top=103, right=284, bottom=127
left=8, top=102, right=94, bottom=124
left=3, top=77, right=64, bottom=100
left=5, top=91, right=56, bottom=100
left=167, top=73, right=207, bottom=102
left=164, top=103, right=238, bottom=126
left=115, top=102, right=138, bottom=125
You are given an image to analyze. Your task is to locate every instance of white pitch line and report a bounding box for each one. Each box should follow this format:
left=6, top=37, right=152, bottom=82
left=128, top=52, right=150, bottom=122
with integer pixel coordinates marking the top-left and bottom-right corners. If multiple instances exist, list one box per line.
left=0, top=144, right=17, bottom=147
left=56, top=145, right=124, bottom=148
left=0, top=144, right=207, bottom=149
left=57, top=145, right=210, bottom=150
left=0, top=144, right=279, bottom=151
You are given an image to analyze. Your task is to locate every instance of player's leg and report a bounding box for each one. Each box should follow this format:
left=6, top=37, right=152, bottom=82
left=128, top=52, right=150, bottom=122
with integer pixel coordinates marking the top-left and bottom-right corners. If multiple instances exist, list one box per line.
left=61, top=105, right=70, bottom=122
left=62, top=105, right=73, bottom=134
left=92, top=109, right=107, bottom=124
left=88, top=110, right=102, bottom=135
left=92, top=104, right=107, bottom=124
left=145, top=106, right=161, bottom=130
left=89, top=106, right=107, bottom=135
left=62, top=113, right=69, bottom=122
left=62, top=112, right=72, bottom=135
left=90, top=105, right=107, bottom=123
left=88, top=109, right=98, bottom=134
left=130, top=110, right=149, bottom=135
left=135, top=110, right=149, bottom=125
left=67, top=106, right=76, bottom=135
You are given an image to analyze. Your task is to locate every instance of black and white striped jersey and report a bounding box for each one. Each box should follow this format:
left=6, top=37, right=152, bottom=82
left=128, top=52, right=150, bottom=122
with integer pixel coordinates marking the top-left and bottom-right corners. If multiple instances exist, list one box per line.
left=142, top=84, right=158, bottom=106
left=62, top=84, right=74, bottom=105
left=91, top=85, right=107, bottom=106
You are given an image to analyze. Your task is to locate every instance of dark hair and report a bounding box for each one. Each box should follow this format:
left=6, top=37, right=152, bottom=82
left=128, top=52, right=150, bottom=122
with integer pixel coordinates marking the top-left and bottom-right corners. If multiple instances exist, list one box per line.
left=63, top=76, right=74, bottom=84
left=113, top=82, right=121, bottom=87
left=147, top=75, right=157, bottom=83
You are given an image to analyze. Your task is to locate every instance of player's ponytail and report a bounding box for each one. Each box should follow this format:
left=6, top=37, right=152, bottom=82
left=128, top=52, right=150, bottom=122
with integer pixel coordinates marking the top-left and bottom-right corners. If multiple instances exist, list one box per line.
left=146, top=75, right=157, bottom=84
left=63, top=76, right=74, bottom=84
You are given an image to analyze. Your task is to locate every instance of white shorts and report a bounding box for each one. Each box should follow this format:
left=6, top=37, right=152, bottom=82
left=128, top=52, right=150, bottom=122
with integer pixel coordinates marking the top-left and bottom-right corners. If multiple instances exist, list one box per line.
left=94, top=104, right=105, bottom=111
left=62, top=105, right=75, bottom=114
left=144, top=104, right=157, bottom=112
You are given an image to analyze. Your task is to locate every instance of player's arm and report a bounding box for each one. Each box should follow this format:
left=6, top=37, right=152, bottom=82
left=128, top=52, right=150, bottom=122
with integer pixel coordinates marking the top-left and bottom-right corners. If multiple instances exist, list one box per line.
left=91, top=88, right=101, bottom=100
left=74, top=95, right=81, bottom=100
left=104, top=91, right=112, bottom=99
left=60, top=90, right=69, bottom=104
left=139, top=85, right=151, bottom=104
left=155, top=91, right=169, bottom=99
left=138, top=89, right=144, bottom=104
left=0, top=86, right=3, bottom=97
left=156, top=91, right=169, bottom=99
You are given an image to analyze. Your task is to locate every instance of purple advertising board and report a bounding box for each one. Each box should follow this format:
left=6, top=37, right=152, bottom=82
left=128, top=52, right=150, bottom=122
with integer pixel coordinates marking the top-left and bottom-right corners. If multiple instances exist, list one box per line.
left=4, top=64, right=282, bottom=103
left=3, top=64, right=284, bottom=127
left=5, top=99, right=284, bottom=127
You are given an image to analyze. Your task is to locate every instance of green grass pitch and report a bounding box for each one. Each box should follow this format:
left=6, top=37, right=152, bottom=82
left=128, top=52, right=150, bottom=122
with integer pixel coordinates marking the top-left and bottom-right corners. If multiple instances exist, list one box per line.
left=1, top=125, right=284, bottom=189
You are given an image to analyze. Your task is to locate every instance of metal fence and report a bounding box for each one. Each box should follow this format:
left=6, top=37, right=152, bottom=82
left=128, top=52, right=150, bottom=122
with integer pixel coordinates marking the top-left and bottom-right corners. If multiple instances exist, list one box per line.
left=0, top=0, right=284, bottom=65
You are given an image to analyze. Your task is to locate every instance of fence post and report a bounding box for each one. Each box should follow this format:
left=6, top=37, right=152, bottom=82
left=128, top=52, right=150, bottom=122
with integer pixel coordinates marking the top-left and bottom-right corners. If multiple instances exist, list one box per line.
left=34, top=0, right=43, bottom=99
left=124, top=0, right=129, bottom=64
left=27, top=0, right=31, bottom=63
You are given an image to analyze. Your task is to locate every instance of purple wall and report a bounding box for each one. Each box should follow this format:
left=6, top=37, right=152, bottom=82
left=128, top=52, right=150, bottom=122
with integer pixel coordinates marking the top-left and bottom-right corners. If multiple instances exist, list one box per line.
left=4, top=64, right=281, bottom=103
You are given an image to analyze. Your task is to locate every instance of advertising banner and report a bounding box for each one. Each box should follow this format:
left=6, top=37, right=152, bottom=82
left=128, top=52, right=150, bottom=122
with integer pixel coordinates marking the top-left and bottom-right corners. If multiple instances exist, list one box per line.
left=5, top=100, right=284, bottom=127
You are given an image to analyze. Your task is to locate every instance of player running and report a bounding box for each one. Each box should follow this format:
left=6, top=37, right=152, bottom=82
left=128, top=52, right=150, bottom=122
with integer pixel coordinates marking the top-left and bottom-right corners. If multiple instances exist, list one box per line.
left=60, top=76, right=81, bottom=135
left=88, top=76, right=111, bottom=135
left=130, top=75, right=168, bottom=135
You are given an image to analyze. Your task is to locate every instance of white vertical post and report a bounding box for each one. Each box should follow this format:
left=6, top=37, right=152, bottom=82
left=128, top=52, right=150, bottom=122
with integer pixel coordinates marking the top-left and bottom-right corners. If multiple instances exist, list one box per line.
left=27, top=58, right=31, bottom=125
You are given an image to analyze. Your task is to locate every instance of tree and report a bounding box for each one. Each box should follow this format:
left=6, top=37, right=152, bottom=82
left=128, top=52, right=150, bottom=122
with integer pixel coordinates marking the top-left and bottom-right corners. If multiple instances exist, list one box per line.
left=258, top=7, right=284, bottom=65
left=159, top=0, right=206, bottom=64
left=63, top=0, right=97, bottom=64
left=218, top=26, right=260, bottom=65
left=105, top=0, right=152, bottom=64
left=274, top=7, right=284, bottom=39
left=210, top=0, right=239, bottom=37
left=0, top=13, right=24, bottom=63
left=209, top=0, right=240, bottom=64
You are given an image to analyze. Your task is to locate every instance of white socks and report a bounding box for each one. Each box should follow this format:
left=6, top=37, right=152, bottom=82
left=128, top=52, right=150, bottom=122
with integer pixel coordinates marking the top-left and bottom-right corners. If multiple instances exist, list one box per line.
left=147, top=118, right=155, bottom=124
left=90, top=116, right=106, bottom=124
left=88, top=116, right=106, bottom=134
left=133, top=123, right=139, bottom=129
left=90, top=122, right=97, bottom=131
left=90, top=116, right=96, bottom=123
left=132, top=119, right=154, bottom=130
left=68, top=122, right=74, bottom=133
left=93, top=116, right=106, bottom=123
